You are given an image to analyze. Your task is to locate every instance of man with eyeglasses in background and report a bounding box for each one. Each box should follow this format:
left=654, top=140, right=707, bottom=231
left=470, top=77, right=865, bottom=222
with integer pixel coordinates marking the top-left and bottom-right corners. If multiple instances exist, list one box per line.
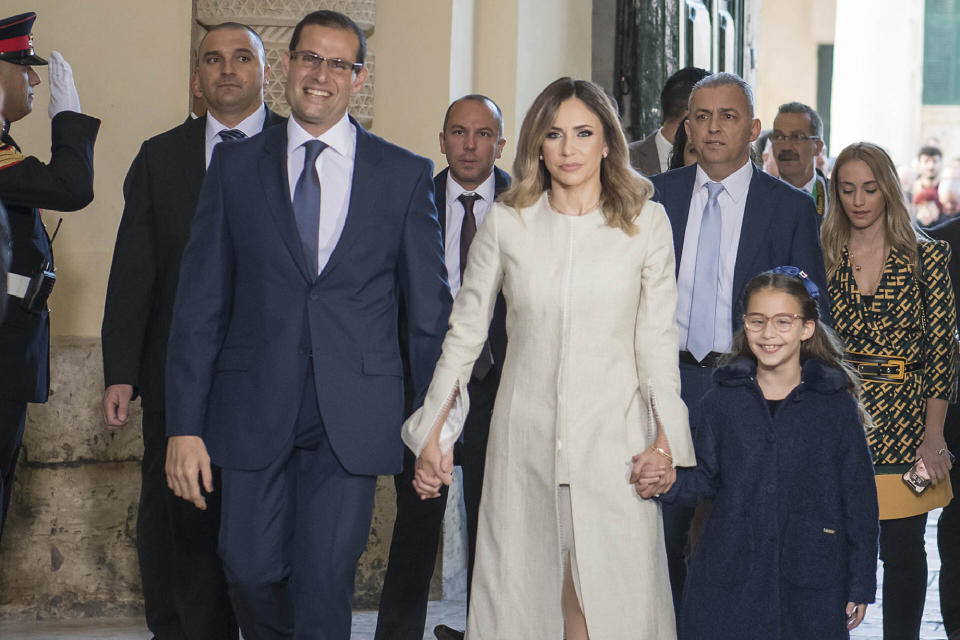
left=102, top=21, right=284, bottom=640
left=771, top=102, right=828, bottom=218
left=163, top=9, right=450, bottom=638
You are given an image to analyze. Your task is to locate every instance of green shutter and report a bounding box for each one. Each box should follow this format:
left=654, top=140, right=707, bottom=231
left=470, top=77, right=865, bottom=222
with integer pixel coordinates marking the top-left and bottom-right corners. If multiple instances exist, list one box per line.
left=924, top=0, right=960, bottom=105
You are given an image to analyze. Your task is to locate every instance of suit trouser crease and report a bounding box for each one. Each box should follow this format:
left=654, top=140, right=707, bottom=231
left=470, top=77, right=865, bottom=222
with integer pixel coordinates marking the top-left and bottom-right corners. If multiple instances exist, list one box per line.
left=220, top=369, right=376, bottom=640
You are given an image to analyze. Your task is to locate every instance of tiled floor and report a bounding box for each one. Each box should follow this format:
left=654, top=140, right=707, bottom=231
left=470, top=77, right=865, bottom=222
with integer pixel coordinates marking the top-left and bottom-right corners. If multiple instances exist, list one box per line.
left=0, top=511, right=949, bottom=639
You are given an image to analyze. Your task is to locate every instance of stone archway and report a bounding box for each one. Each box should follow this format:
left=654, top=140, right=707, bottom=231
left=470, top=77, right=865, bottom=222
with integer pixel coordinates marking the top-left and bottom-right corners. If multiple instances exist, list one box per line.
left=192, top=0, right=376, bottom=128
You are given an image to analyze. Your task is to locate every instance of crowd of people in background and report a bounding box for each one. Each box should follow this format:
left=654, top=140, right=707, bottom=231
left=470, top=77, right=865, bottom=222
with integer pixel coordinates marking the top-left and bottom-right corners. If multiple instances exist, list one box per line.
left=1, top=7, right=959, bottom=640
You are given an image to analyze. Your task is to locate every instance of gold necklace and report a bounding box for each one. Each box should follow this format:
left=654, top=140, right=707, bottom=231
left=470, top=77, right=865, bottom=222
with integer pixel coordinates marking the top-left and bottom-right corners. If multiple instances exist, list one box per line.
left=848, top=245, right=887, bottom=295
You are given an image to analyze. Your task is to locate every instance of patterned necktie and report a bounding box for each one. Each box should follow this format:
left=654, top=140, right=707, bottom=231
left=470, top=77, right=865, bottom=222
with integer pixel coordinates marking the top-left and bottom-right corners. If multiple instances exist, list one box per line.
left=459, top=193, right=480, bottom=281
left=457, top=192, right=494, bottom=380
left=687, top=181, right=725, bottom=362
left=218, top=128, right=246, bottom=142
left=293, top=140, right=327, bottom=276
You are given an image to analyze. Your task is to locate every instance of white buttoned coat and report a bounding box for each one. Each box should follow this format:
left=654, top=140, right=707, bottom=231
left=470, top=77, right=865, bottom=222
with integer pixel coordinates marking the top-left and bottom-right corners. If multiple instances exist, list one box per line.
left=403, top=191, right=695, bottom=639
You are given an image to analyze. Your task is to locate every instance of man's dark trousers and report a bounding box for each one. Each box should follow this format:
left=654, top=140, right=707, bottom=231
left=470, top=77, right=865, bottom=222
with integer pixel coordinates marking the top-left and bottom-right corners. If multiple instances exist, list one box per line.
left=139, top=411, right=234, bottom=640
left=661, top=361, right=715, bottom=610
left=375, top=368, right=499, bottom=639
left=219, top=367, right=377, bottom=640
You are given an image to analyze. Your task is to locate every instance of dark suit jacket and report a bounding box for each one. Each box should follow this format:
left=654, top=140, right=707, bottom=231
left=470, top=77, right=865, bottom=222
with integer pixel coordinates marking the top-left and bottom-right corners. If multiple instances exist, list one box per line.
left=165, top=117, right=450, bottom=475
left=101, top=108, right=284, bottom=413
left=434, top=166, right=509, bottom=370
left=650, top=163, right=831, bottom=333
left=929, top=217, right=960, bottom=319
left=0, top=112, right=100, bottom=403
left=628, top=130, right=663, bottom=177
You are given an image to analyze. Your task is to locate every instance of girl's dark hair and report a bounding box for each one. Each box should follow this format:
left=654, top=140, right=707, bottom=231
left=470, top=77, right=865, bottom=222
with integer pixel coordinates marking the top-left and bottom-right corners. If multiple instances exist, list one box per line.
left=725, top=270, right=872, bottom=428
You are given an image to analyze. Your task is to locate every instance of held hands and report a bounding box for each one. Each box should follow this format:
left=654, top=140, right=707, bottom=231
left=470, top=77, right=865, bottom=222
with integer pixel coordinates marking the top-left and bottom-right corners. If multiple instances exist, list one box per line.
left=102, top=384, right=134, bottom=430
left=917, top=435, right=953, bottom=485
left=47, top=51, right=81, bottom=118
left=631, top=447, right=676, bottom=498
left=846, top=602, right=867, bottom=630
left=165, top=435, right=213, bottom=510
left=412, top=438, right=454, bottom=500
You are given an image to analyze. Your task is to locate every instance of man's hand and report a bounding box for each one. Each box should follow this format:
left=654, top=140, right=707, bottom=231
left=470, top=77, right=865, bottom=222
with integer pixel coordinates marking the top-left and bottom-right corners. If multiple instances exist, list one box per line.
left=165, top=435, right=213, bottom=510
left=47, top=51, right=81, bottom=118
left=412, top=440, right=453, bottom=500
left=102, top=384, right=134, bottom=430
left=846, top=602, right=867, bottom=630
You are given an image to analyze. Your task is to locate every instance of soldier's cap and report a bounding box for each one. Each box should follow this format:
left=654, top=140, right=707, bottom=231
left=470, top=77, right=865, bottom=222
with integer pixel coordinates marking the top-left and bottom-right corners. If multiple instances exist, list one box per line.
left=0, top=12, right=48, bottom=66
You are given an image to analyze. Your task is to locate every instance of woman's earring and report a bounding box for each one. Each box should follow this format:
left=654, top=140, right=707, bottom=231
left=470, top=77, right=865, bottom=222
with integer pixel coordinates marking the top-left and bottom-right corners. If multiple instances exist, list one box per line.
left=539, top=153, right=543, bottom=160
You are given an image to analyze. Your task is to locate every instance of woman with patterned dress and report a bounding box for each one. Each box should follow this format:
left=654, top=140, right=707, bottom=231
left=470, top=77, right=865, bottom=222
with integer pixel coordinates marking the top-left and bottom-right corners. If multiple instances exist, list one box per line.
left=822, top=142, right=959, bottom=639
left=402, top=78, right=695, bottom=639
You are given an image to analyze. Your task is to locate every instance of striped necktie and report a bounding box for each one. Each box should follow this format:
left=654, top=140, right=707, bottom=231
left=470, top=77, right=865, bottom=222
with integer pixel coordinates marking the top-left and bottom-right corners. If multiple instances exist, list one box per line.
left=218, top=129, right=246, bottom=142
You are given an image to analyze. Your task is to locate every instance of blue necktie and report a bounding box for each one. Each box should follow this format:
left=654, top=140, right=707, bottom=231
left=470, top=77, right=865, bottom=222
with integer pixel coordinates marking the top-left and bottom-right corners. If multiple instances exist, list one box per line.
left=218, top=128, right=246, bottom=141
left=687, top=181, right=724, bottom=362
left=293, top=140, right=327, bottom=275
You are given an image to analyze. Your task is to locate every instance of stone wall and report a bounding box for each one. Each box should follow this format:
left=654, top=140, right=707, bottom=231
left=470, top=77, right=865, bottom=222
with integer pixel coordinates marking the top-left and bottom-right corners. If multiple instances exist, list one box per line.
left=0, top=337, right=430, bottom=620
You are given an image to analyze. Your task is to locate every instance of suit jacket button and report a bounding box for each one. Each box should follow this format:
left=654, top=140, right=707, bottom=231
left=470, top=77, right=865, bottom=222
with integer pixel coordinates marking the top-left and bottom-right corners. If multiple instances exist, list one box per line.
left=309, top=290, right=319, bottom=301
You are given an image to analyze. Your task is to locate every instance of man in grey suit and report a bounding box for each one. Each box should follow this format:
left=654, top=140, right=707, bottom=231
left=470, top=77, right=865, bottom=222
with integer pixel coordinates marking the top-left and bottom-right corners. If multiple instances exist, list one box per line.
left=629, top=66, right=709, bottom=176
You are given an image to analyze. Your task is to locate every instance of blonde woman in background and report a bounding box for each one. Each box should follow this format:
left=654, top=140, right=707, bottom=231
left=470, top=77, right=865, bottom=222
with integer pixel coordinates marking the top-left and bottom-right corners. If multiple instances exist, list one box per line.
left=822, top=141, right=958, bottom=639
left=402, top=77, right=694, bottom=639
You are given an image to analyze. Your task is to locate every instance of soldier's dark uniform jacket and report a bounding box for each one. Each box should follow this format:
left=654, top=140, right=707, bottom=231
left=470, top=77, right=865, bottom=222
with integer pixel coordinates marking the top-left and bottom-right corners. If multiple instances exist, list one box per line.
left=0, top=110, right=100, bottom=402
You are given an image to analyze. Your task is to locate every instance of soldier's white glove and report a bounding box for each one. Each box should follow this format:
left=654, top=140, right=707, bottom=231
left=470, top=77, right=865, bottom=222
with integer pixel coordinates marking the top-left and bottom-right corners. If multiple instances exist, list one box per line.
left=47, top=51, right=81, bottom=118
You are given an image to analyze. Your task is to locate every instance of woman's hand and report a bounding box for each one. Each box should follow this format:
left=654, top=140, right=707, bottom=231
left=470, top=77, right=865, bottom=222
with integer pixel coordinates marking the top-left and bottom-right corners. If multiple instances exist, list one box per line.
left=412, top=439, right=454, bottom=499
left=917, top=433, right=953, bottom=485
left=845, top=602, right=867, bottom=630
left=631, top=448, right=676, bottom=498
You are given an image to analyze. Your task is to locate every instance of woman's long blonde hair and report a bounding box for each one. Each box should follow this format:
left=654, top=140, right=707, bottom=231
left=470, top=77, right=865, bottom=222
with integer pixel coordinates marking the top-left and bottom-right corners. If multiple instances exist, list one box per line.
left=500, top=77, right=653, bottom=235
left=822, top=142, right=926, bottom=279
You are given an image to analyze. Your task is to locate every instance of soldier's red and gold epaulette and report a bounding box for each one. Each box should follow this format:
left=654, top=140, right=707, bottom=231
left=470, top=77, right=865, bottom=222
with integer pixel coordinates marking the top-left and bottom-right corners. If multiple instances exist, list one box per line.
left=0, top=142, right=24, bottom=170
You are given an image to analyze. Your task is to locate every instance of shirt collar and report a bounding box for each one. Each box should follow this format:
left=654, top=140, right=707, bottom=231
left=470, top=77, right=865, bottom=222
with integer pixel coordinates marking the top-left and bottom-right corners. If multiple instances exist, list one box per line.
left=286, top=112, right=356, bottom=160
left=205, top=104, right=267, bottom=145
left=655, top=128, right=673, bottom=154
left=445, top=169, right=496, bottom=207
left=801, top=174, right=816, bottom=194
left=693, top=159, right=753, bottom=203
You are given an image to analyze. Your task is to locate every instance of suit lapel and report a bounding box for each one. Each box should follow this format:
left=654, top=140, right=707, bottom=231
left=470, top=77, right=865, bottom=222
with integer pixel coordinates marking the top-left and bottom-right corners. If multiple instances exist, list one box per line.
left=667, top=166, right=697, bottom=275
left=181, top=116, right=207, bottom=212
left=434, top=168, right=448, bottom=236
left=732, top=166, right=774, bottom=305
left=258, top=125, right=314, bottom=283
left=319, top=118, right=384, bottom=280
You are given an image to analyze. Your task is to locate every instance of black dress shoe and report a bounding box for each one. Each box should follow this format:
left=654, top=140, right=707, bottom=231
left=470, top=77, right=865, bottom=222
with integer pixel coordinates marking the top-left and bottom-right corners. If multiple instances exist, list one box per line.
left=434, top=624, right=465, bottom=640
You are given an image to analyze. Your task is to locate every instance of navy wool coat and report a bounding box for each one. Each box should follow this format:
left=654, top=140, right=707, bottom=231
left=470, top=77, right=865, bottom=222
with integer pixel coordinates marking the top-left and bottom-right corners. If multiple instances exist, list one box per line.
left=662, top=357, right=879, bottom=640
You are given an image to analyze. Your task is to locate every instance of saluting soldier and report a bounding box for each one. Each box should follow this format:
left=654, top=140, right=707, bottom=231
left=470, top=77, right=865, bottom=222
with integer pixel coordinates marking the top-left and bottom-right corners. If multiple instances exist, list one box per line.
left=0, top=11, right=100, bottom=538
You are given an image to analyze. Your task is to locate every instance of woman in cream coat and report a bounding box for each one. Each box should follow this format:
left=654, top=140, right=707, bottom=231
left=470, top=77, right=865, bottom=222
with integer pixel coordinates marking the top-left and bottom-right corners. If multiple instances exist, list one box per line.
left=403, top=78, right=695, bottom=639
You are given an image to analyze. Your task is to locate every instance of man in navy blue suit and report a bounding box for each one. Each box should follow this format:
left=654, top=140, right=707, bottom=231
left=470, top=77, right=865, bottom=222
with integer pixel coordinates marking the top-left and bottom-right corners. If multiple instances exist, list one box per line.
left=163, top=10, right=450, bottom=639
left=649, top=72, right=829, bottom=613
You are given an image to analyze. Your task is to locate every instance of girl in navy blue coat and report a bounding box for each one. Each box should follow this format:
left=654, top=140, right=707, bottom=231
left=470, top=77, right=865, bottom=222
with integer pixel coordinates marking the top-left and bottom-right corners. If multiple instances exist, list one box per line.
left=643, top=268, right=879, bottom=639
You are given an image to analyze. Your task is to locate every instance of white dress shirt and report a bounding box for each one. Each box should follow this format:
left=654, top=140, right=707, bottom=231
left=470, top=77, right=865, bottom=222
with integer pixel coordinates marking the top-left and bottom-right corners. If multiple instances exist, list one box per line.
left=801, top=174, right=816, bottom=194
left=655, top=128, right=673, bottom=173
left=444, top=171, right=496, bottom=298
left=285, top=113, right=357, bottom=275
left=204, top=104, right=267, bottom=168
left=675, top=160, right=753, bottom=353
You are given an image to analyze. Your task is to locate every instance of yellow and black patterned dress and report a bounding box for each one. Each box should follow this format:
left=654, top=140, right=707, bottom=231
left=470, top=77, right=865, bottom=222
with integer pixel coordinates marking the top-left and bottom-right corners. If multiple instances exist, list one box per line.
left=829, top=240, right=959, bottom=519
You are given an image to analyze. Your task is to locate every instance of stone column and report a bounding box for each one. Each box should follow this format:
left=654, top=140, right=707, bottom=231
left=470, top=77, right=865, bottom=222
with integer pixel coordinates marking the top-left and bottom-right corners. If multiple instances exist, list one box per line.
left=830, top=0, right=925, bottom=166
